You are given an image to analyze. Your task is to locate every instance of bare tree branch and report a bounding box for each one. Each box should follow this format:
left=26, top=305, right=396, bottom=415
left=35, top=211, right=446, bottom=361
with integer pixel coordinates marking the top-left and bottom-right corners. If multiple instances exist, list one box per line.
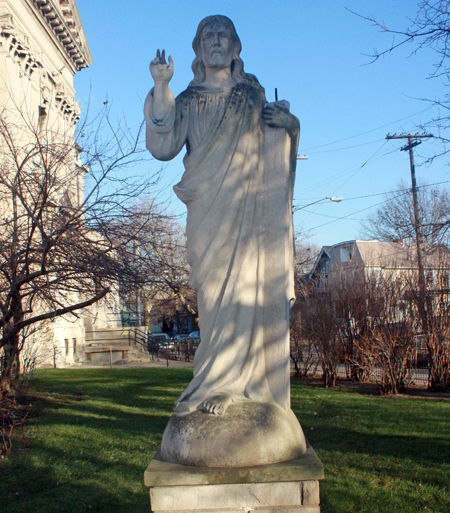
left=0, top=93, right=163, bottom=386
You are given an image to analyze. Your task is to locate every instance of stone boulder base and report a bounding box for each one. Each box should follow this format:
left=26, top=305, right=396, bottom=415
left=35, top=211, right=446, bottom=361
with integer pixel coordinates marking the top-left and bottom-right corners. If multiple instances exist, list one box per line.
left=160, top=401, right=307, bottom=468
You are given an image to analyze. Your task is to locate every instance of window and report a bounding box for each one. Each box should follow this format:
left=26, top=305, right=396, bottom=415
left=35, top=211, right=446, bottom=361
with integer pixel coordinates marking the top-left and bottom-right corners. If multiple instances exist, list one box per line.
left=38, top=106, right=47, bottom=132
left=340, top=247, right=352, bottom=263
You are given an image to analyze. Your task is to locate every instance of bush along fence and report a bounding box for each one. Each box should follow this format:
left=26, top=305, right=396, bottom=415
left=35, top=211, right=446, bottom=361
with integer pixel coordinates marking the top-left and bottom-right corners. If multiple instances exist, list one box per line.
left=291, top=259, right=450, bottom=394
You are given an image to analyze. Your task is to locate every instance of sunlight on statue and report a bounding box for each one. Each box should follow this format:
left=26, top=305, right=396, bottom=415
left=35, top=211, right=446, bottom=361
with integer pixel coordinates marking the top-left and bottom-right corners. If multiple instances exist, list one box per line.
left=144, top=15, right=306, bottom=467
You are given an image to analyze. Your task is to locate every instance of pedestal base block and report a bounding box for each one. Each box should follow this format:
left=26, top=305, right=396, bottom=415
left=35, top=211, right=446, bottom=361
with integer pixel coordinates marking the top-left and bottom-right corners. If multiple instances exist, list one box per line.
left=144, top=444, right=324, bottom=513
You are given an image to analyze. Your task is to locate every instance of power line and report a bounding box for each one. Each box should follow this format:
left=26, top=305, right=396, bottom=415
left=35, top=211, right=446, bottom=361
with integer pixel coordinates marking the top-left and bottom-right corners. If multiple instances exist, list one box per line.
left=306, top=192, right=412, bottom=231
left=332, top=140, right=389, bottom=194
left=307, top=138, right=384, bottom=155
left=296, top=178, right=450, bottom=232
left=300, top=208, right=364, bottom=221
left=300, top=143, right=399, bottom=196
left=299, top=117, right=436, bottom=198
left=301, top=106, right=433, bottom=152
left=298, top=141, right=391, bottom=225
left=325, top=179, right=450, bottom=202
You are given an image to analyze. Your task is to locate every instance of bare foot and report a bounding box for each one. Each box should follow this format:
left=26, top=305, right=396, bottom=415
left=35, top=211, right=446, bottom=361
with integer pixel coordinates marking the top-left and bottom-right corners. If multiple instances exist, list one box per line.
left=198, top=393, right=233, bottom=415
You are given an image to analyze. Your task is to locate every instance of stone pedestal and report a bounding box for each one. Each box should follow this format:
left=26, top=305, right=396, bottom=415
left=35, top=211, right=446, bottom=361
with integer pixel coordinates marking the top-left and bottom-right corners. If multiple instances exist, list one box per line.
left=160, top=402, right=306, bottom=468
left=144, top=444, right=324, bottom=513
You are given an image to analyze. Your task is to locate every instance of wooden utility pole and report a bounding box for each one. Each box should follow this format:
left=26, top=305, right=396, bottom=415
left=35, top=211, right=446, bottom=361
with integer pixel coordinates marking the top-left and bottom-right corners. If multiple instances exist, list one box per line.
left=386, top=133, right=433, bottom=331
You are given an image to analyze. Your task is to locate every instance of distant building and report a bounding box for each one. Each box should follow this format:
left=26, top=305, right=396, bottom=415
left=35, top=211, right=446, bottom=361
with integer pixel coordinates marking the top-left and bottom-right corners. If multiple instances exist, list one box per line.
left=308, top=245, right=332, bottom=293
left=309, top=239, right=450, bottom=294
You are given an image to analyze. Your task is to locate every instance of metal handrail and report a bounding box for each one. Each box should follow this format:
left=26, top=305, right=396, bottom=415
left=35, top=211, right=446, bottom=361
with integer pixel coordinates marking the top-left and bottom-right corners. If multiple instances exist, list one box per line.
left=126, top=327, right=149, bottom=348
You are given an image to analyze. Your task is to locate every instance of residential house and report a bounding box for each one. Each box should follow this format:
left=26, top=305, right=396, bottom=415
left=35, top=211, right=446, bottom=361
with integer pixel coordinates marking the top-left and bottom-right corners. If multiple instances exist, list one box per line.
left=309, top=239, right=450, bottom=303
left=308, top=245, right=332, bottom=293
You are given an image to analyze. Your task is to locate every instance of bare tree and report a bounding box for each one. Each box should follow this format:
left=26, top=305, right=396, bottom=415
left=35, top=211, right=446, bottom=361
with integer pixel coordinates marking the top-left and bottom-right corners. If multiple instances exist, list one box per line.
left=116, top=202, right=198, bottom=332
left=363, top=271, right=416, bottom=394
left=333, top=274, right=373, bottom=382
left=361, top=181, right=450, bottom=245
left=362, top=183, right=450, bottom=388
left=296, top=239, right=450, bottom=392
left=0, top=100, right=158, bottom=390
left=427, top=300, right=450, bottom=391
left=411, top=258, right=450, bottom=390
left=289, top=304, right=318, bottom=379
left=297, top=283, right=340, bottom=388
left=352, top=1, right=450, bottom=77
left=294, top=233, right=320, bottom=277
left=353, top=1, right=450, bottom=160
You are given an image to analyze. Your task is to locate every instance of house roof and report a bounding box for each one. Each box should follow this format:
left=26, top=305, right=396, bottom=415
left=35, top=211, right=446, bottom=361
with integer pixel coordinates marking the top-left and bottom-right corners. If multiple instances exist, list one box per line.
left=335, top=239, right=450, bottom=270
left=308, top=245, right=332, bottom=279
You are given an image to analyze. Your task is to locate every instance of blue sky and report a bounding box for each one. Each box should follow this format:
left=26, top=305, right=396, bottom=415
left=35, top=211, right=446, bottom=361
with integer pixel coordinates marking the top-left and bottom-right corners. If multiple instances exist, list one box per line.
left=73, top=0, right=449, bottom=248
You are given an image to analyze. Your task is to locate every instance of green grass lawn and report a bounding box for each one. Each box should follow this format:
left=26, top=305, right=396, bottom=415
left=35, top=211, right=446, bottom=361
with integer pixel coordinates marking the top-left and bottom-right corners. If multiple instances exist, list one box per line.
left=1, top=368, right=449, bottom=513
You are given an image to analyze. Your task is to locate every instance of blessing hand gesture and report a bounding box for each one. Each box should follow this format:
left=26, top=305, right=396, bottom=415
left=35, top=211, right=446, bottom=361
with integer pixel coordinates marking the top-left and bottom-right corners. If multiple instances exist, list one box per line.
left=150, top=49, right=174, bottom=84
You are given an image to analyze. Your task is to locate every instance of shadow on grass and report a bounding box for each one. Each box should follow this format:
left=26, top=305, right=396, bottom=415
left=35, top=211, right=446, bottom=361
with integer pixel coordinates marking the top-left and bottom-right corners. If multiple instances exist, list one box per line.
left=1, top=368, right=194, bottom=513
left=3, top=369, right=449, bottom=513
left=2, top=457, right=152, bottom=513
left=291, top=379, right=450, bottom=513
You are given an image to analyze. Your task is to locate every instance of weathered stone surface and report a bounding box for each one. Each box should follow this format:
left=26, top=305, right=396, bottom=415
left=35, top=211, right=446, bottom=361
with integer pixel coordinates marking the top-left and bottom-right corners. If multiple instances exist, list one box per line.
left=145, top=444, right=323, bottom=513
left=150, top=482, right=301, bottom=510
left=302, top=480, right=320, bottom=507
left=144, top=444, right=324, bottom=488
left=148, top=481, right=321, bottom=512
left=160, top=401, right=306, bottom=468
left=149, top=508, right=320, bottom=513
left=145, top=15, right=301, bottom=419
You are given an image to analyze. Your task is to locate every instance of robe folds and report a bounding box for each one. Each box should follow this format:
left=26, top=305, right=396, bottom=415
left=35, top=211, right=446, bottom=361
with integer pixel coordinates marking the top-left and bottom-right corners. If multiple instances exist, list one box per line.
left=145, top=81, right=297, bottom=413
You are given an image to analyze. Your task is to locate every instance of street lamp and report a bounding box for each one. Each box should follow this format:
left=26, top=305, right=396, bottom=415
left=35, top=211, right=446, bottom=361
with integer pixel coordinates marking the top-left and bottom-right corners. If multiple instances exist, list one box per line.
left=293, top=196, right=343, bottom=212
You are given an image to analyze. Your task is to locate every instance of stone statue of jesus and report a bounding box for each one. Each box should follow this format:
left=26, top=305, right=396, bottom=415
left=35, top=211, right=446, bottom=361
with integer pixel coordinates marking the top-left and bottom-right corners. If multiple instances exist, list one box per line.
left=145, top=16, right=303, bottom=441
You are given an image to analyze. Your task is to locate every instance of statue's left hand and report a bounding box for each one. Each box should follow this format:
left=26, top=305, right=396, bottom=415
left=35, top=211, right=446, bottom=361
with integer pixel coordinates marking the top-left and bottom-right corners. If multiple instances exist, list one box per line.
left=262, top=102, right=299, bottom=137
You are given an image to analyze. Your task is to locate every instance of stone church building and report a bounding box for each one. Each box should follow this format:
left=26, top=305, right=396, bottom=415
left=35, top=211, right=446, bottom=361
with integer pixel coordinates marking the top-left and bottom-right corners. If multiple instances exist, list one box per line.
left=0, top=0, right=123, bottom=368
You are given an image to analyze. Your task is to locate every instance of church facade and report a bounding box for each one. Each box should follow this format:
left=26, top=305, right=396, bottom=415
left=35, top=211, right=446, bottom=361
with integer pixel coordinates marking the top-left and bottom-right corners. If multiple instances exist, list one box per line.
left=0, top=1, right=121, bottom=368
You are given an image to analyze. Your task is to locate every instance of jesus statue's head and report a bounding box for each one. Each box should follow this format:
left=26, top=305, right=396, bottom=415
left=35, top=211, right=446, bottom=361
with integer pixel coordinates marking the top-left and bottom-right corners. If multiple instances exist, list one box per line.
left=190, top=15, right=260, bottom=89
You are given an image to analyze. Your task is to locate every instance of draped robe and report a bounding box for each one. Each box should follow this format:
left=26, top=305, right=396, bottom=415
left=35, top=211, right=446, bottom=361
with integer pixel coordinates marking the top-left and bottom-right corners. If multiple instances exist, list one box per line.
left=145, top=81, right=298, bottom=414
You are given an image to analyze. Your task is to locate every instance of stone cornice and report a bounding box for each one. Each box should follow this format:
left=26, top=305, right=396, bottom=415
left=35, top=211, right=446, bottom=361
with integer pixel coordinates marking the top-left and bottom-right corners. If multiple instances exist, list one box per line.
left=0, top=14, right=82, bottom=124
left=30, top=0, right=92, bottom=72
left=0, top=13, right=43, bottom=77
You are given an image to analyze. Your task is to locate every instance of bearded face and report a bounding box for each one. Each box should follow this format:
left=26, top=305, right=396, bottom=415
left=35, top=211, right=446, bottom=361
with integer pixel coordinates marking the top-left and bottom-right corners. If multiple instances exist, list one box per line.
left=200, top=22, right=235, bottom=71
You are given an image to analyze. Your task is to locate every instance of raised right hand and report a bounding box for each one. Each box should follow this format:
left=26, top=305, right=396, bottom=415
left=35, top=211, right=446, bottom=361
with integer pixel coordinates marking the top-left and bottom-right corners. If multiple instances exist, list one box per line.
left=150, top=49, right=174, bottom=84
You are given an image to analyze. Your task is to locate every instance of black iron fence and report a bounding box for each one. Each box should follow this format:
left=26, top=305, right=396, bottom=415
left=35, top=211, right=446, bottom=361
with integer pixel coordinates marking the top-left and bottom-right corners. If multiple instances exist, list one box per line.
left=291, top=347, right=432, bottom=387
left=146, top=337, right=199, bottom=363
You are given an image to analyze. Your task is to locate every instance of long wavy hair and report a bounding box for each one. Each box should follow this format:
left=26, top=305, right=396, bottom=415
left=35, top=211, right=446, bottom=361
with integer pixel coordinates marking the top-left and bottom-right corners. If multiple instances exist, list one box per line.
left=189, top=15, right=262, bottom=91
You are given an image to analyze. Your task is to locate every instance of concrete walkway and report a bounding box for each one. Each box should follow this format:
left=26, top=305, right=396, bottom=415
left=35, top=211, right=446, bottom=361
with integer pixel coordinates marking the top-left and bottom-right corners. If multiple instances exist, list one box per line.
left=75, top=358, right=297, bottom=371
left=74, top=358, right=195, bottom=369
left=118, top=359, right=194, bottom=368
